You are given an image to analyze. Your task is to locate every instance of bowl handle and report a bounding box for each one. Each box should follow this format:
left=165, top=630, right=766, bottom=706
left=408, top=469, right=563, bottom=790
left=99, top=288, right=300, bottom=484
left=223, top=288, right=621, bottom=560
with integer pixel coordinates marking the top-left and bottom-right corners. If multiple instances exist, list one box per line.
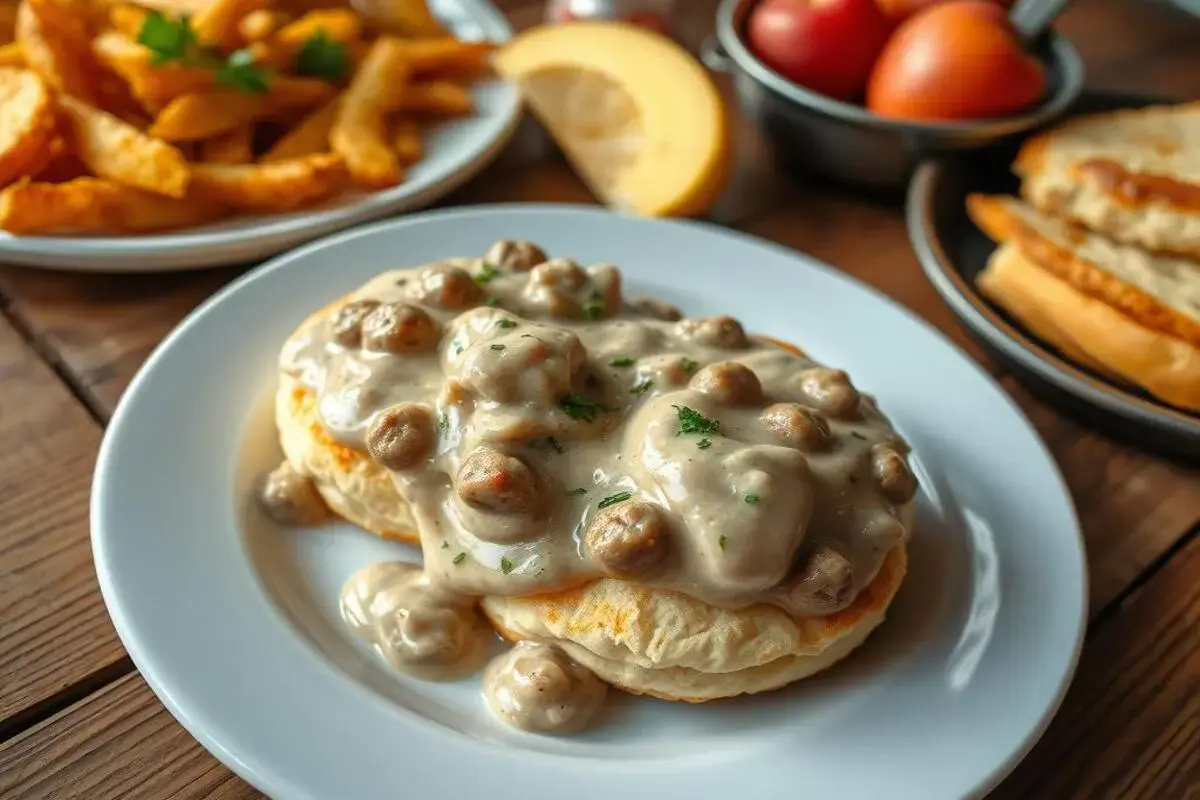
left=700, top=35, right=734, bottom=74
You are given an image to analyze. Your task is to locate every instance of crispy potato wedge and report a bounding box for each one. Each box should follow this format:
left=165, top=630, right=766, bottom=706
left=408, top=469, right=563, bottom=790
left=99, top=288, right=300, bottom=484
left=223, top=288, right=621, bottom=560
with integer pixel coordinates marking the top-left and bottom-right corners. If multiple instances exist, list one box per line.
left=390, top=80, right=472, bottom=115
left=390, top=116, right=421, bottom=164
left=192, top=0, right=270, bottom=48
left=0, top=176, right=225, bottom=233
left=108, top=3, right=147, bottom=38
left=0, top=3, right=18, bottom=44
left=188, top=152, right=346, bottom=210
left=92, top=31, right=212, bottom=106
left=31, top=141, right=87, bottom=182
left=200, top=122, right=253, bottom=164
left=238, top=8, right=287, bottom=42
left=260, top=95, right=336, bottom=162
left=0, top=67, right=57, bottom=185
left=0, top=41, right=23, bottom=67
left=150, top=76, right=335, bottom=141
left=255, top=8, right=359, bottom=69
left=332, top=37, right=407, bottom=188
left=17, top=0, right=95, bottom=101
left=394, top=37, right=493, bottom=75
left=58, top=93, right=190, bottom=196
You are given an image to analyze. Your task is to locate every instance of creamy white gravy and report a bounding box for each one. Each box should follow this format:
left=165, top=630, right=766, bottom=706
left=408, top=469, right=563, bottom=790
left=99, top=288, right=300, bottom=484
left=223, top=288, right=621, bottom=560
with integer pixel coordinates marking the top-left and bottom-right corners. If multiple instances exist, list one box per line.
left=264, top=240, right=918, bottom=733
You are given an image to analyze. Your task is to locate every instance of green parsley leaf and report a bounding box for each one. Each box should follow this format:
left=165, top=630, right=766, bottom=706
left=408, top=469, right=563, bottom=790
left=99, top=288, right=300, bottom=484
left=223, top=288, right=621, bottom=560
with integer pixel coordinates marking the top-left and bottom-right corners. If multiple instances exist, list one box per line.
left=673, top=405, right=719, bottom=436
left=697, top=437, right=712, bottom=450
left=437, top=413, right=449, bottom=431
left=138, top=11, right=199, bottom=66
left=565, top=487, right=587, bottom=496
left=744, top=493, right=760, bottom=504
left=295, top=28, right=350, bottom=81
left=496, top=318, right=517, bottom=329
left=609, top=356, right=635, bottom=366
left=718, top=535, right=728, bottom=550
left=598, top=491, right=632, bottom=509
left=851, top=432, right=867, bottom=440
left=681, top=358, right=699, bottom=373
left=452, top=552, right=467, bottom=565
left=474, top=264, right=499, bottom=284
left=441, top=540, right=450, bottom=549
left=582, top=293, right=606, bottom=320
left=629, top=379, right=653, bottom=396
left=500, top=556, right=515, bottom=575
left=558, top=394, right=611, bottom=423
left=490, top=343, right=506, bottom=351
left=483, top=296, right=500, bottom=307
left=216, top=48, right=271, bottom=94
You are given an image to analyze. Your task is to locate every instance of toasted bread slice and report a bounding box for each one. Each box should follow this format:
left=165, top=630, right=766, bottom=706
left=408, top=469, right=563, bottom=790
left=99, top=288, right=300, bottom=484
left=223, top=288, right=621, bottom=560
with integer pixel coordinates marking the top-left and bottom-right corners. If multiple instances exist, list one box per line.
left=967, top=194, right=1200, bottom=350
left=976, top=243, right=1200, bottom=411
left=1015, top=103, right=1200, bottom=258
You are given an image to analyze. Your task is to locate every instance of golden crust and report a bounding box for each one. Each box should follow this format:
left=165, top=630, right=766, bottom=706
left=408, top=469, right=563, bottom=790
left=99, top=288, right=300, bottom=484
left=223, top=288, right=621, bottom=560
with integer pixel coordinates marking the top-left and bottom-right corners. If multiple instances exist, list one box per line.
left=966, top=194, right=1200, bottom=349
left=977, top=243, right=1200, bottom=411
left=481, top=544, right=908, bottom=703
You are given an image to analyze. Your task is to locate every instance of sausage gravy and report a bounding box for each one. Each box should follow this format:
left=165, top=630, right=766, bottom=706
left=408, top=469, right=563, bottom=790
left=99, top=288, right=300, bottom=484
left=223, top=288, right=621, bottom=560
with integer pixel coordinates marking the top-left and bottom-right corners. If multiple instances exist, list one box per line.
left=262, top=240, right=917, bottom=733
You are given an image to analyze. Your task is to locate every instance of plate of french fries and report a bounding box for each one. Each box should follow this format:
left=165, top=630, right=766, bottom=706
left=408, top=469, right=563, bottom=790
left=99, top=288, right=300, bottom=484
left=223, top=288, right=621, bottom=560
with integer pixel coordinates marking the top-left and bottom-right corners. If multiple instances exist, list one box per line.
left=0, top=0, right=520, bottom=271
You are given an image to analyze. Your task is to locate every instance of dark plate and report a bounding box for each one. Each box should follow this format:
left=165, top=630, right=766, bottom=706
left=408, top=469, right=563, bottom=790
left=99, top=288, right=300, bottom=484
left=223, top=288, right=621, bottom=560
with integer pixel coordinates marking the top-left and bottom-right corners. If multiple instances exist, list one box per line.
left=906, top=90, right=1200, bottom=461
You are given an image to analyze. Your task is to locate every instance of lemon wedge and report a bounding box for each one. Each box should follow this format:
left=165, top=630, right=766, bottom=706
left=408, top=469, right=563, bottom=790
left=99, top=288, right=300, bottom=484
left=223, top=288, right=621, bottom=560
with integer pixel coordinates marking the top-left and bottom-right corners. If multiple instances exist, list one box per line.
left=494, top=22, right=732, bottom=217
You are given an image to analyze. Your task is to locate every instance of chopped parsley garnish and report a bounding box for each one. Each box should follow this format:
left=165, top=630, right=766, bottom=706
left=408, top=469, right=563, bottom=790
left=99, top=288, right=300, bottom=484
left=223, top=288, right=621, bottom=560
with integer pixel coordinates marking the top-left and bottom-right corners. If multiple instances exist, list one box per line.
left=138, top=12, right=271, bottom=94
left=452, top=552, right=466, bottom=565
left=395, top=278, right=407, bottom=286
left=598, top=491, right=632, bottom=509
left=629, top=379, right=653, bottom=396
left=851, top=432, right=867, bottom=440
left=681, top=358, right=699, bottom=373
left=744, top=493, right=760, bottom=504
left=483, top=296, right=500, bottom=307
left=490, top=343, right=506, bottom=351
left=547, top=436, right=564, bottom=454
left=609, top=356, right=635, bottom=367
left=718, top=535, right=728, bottom=550
left=499, top=556, right=515, bottom=575
left=474, top=264, right=499, bottom=284
left=558, top=394, right=611, bottom=422
left=496, top=318, right=517, bottom=329
left=437, top=413, right=449, bottom=431
left=673, top=405, right=719, bottom=436
left=582, top=293, right=606, bottom=320
left=295, top=28, right=350, bottom=81
left=441, top=540, right=449, bottom=549
left=565, top=487, right=587, bottom=496
left=697, top=437, right=712, bottom=450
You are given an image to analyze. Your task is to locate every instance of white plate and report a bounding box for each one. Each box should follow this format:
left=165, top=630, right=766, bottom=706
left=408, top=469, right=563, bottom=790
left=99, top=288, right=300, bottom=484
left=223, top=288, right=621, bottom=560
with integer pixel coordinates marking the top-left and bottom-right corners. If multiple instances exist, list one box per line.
left=0, top=1, right=520, bottom=273
left=92, top=205, right=1087, bottom=800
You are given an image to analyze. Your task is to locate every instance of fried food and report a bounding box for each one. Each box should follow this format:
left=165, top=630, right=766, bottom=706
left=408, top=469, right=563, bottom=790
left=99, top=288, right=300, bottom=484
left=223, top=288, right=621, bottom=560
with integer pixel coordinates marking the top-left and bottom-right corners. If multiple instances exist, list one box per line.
left=0, top=67, right=56, bottom=185
left=188, top=152, right=346, bottom=210
left=0, top=176, right=224, bottom=233
left=331, top=36, right=406, bottom=188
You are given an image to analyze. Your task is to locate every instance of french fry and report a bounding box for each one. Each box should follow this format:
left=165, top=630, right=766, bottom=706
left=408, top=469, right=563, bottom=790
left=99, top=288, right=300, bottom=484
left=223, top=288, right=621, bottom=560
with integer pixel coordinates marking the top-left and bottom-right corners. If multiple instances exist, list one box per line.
left=17, top=0, right=97, bottom=101
left=188, top=152, right=346, bottom=210
left=237, top=8, right=287, bottom=43
left=0, top=41, right=23, bottom=66
left=0, top=2, right=18, bottom=43
left=58, top=93, right=190, bottom=196
left=331, top=37, right=407, bottom=188
left=260, top=95, right=336, bottom=162
left=365, top=0, right=444, bottom=37
left=199, top=122, right=253, bottom=164
left=122, top=0, right=207, bottom=12
left=92, top=31, right=212, bottom=106
left=390, top=117, right=421, bottom=164
left=390, top=80, right=472, bottom=115
left=108, top=3, right=147, bottom=38
left=150, top=76, right=335, bottom=141
left=0, top=67, right=56, bottom=184
left=393, top=37, right=493, bottom=76
left=31, top=140, right=88, bottom=182
left=192, top=0, right=270, bottom=48
left=0, top=176, right=225, bottom=233
left=255, top=8, right=359, bottom=69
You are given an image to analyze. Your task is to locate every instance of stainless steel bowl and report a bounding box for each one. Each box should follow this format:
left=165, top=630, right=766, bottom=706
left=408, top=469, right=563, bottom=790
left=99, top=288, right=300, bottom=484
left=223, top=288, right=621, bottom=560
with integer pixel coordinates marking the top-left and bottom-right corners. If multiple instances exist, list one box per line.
left=706, top=0, right=1085, bottom=190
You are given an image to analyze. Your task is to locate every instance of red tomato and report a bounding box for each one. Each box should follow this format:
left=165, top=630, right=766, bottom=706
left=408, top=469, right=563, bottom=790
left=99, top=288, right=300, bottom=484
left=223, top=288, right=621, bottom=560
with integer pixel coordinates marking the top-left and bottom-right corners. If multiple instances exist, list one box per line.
left=746, top=0, right=893, bottom=101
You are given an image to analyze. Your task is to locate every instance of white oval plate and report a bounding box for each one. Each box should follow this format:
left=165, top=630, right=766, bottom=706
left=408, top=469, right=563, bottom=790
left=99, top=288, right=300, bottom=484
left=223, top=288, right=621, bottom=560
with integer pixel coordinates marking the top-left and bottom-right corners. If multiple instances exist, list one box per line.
left=92, top=205, right=1087, bottom=800
left=0, top=1, right=520, bottom=273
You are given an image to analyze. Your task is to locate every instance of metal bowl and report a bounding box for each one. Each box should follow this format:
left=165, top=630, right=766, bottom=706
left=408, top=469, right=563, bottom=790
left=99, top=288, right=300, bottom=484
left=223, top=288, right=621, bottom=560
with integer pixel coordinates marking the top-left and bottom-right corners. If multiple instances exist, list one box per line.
left=706, top=0, right=1085, bottom=191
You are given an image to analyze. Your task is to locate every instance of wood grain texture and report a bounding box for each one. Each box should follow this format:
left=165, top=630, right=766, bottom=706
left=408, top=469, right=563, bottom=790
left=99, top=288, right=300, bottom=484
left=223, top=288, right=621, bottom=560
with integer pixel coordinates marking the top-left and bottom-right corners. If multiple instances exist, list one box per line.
left=0, top=672, right=262, bottom=800
left=0, top=317, right=125, bottom=729
left=992, top=530, right=1200, bottom=799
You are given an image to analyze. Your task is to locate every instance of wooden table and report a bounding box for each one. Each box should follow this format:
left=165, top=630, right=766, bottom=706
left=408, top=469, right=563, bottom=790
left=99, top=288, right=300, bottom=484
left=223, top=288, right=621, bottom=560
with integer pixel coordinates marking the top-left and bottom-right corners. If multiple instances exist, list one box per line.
left=1, top=0, right=1198, bottom=797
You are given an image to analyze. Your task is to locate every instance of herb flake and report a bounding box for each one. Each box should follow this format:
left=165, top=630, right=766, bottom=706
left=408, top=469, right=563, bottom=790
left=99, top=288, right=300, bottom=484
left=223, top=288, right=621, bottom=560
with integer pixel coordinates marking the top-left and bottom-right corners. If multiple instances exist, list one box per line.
left=496, top=318, right=517, bottom=329
left=437, top=413, right=449, bottom=431
left=629, top=379, right=653, bottom=396
left=598, top=491, right=632, bottom=509
left=609, top=356, right=635, bottom=367
left=483, top=296, right=500, bottom=307
left=697, top=437, right=712, bottom=450
left=744, top=493, right=760, bottom=504
left=295, top=28, right=350, bottom=81
left=490, top=343, right=506, bottom=351
left=547, top=436, right=564, bottom=454
left=558, top=394, right=611, bottom=423
left=673, top=405, right=719, bottom=436
left=138, top=12, right=270, bottom=94
left=474, top=264, right=499, bottom=284
left=441, top=540, right=449, bottom=549
left=452, top=552, right=466, bottom=565
left=499, top=556, right=515, bottom=575
left=582, top=293, right=606, bottom=320
left=681, top=358, right=699, bottom=373
left=718, top=535, right=728, bottom=550
left=565, top=487, right=587, bottom=496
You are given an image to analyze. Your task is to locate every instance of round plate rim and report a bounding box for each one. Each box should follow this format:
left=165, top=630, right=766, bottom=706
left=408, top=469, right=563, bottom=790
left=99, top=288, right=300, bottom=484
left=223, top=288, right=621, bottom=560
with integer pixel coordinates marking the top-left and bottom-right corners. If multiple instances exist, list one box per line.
left=92, top=203, right=1088, bottom=800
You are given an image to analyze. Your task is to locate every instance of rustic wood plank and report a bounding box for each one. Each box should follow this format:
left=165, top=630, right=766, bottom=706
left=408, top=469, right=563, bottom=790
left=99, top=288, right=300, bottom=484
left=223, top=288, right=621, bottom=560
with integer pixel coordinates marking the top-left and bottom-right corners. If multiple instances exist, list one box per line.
left=0, top=317, right=125, bottom=730
left=745, top=201, right=1200, bottom=614
left=992, top=529, right=1200, bottom=799
left=0, top=672, right=261, bottom=800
